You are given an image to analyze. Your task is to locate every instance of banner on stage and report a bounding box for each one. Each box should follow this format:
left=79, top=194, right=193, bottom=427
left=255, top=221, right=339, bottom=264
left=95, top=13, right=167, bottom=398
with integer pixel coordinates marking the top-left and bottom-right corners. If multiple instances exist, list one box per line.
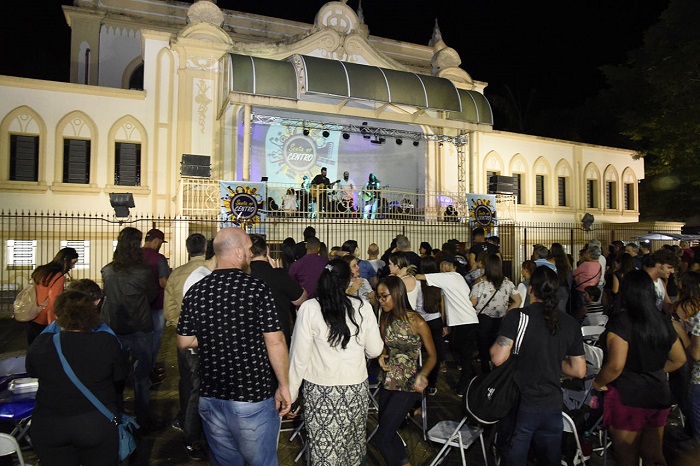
left=467, top=194, right=497, bottom=233
left=220, top=181, right=266, bottom=233
left=264, top=125, right=341, bottom=186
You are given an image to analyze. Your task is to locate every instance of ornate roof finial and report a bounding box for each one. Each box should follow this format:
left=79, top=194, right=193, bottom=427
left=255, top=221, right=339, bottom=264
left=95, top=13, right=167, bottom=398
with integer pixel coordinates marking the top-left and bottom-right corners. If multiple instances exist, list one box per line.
left=429, top=18, right=443, bottom=47
left=187, top=0, right=224, bottom=27
left=357, top=0, right=365, bottom=23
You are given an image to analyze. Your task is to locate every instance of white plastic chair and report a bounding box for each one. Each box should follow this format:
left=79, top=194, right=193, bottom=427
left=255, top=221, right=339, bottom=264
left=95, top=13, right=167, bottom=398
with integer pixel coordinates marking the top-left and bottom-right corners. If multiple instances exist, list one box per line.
left=562, top=343, right=603, bottom=410
left=0, top=433, right=26, bottom=466
left=581, top=325, right=606, bottom=345
left=562, top=412, right=587, bottom=466
left=582, top=315, right=608, bottom=327
left=427, top=416, right=488, bottom=466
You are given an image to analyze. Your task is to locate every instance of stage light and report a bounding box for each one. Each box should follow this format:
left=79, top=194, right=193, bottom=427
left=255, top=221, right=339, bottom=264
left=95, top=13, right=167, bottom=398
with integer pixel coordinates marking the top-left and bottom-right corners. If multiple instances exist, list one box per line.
left=342, top=133, right=350, bottom=140
left=322, top=130, right=330, bottom=138
left=396, top=138, right=403, bottom=145
left=361, top=122, right=370, bottom=139
left=109, top=193, right=135, bottom=218
left=303, top=128, right=310, bottom=136
left=413, top=140, right=419, bottom=147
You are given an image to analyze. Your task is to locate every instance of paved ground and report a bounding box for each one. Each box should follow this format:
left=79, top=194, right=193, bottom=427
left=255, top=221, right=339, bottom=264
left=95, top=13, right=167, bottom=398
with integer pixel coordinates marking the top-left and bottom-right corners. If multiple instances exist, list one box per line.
left=1, top=312, right=698, bottom=465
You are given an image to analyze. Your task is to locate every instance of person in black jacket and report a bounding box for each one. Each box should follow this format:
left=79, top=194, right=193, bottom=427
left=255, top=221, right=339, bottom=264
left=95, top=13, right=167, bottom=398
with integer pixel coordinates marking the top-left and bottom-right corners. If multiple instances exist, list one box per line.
left=101, top=227, right=157, bottom=427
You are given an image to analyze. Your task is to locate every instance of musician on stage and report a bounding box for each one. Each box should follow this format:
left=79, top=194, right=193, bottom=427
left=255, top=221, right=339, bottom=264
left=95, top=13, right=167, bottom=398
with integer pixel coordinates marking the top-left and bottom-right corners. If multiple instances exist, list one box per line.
left=336, top=171, right=356, bottom=212
left=362, top=173, right=381, bottom=219
left=310, top=167, right=339, bottom=214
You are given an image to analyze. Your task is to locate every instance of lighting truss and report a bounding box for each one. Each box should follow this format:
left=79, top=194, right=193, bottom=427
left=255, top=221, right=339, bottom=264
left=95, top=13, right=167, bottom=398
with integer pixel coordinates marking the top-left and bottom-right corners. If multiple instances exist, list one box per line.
left=250, top=113, right=468, bottom=146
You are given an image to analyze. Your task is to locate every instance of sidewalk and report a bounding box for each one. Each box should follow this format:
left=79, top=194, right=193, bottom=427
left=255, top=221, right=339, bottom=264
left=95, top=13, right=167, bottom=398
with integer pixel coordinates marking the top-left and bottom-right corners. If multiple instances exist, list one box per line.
left=1, top=316, right=697, bottom=465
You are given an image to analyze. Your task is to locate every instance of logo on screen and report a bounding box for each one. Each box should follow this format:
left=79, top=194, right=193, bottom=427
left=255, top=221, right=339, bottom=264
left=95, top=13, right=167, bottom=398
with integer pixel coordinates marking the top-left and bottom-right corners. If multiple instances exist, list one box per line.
left=230, top=193, right=258, bottom=220
left=474, top=204, right=494, bottom=226
left=283, top=135, right=317, bottom=171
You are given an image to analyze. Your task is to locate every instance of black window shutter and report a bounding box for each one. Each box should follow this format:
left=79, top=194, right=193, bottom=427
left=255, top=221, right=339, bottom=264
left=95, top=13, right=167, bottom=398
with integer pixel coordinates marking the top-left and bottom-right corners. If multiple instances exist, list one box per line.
left=63, top=139, right=90, bottom=184
left=115, top=143, right=141, bottom=186
left=10, top=135, right=39, bottom=181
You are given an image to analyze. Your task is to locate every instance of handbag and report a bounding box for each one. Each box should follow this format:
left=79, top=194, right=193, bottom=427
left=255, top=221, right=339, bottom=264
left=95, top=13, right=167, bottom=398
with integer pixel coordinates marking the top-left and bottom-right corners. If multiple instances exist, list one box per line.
left=52, top=333, right=139, bottom=462
left=465, top=311, right=529, bottom=424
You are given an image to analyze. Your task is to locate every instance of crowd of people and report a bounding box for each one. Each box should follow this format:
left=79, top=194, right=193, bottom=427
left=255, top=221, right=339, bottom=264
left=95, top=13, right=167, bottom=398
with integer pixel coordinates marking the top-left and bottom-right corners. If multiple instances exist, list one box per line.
left=18, top=224, right=700, bottom=466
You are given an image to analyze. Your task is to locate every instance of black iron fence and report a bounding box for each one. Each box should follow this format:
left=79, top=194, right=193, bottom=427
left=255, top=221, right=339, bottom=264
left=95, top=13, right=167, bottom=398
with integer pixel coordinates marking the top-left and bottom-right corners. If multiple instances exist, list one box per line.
left=0, top=210, right=685, bottom=306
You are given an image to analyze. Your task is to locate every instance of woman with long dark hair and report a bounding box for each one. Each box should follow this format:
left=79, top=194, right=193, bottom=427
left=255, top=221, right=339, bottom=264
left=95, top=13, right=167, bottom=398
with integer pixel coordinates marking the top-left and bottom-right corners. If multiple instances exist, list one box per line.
left=419, top=256, right=446, bottom=394
left=288, top=259, right=383, bottom=465
left=27, top=247, right=79, bottom=344
left=492, top=266, right=586, bottom=465
left=611, top=252, right=636, bottom=297
left=470, top=254, right=521, bottom=373
left=375, top=276, right=436, bottom=466
left=27, top=286, right=127, bottom=466
left=550, top=242, right=573, bottom=313
left=593, top=270, right=686, bottom=466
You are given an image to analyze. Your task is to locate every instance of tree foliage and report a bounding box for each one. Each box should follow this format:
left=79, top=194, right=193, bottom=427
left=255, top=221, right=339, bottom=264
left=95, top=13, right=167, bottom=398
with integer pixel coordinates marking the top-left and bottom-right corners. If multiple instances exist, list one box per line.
left=597, top=0, right=700, bottom=219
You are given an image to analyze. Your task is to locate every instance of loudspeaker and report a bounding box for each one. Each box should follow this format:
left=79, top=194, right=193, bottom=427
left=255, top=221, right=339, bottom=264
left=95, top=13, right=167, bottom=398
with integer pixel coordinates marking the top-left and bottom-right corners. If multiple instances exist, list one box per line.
left=488, top=175, right=514, bottom=194
left=181, top=154, right=211, bottom=178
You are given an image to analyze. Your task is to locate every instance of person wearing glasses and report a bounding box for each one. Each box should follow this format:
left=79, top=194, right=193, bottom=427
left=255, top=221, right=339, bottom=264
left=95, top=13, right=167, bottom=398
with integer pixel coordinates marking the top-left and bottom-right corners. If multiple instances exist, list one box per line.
left=374, top=276, right=436, bottom=466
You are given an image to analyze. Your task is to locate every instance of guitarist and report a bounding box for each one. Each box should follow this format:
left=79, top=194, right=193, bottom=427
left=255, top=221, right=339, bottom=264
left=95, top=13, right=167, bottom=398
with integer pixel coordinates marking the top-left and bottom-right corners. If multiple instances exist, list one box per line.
left=310, top=167, right=340, bottom=214
left=362, top=173, right=381, bottom=219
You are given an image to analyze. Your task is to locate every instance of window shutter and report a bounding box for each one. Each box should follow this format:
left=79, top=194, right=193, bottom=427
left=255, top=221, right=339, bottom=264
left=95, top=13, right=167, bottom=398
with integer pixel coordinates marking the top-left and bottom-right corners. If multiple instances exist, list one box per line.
left=115, top=143, right=141, bottom=186
left=10, top=135, right=39, bottom=181
left=63, top=139, right=90, bottom=184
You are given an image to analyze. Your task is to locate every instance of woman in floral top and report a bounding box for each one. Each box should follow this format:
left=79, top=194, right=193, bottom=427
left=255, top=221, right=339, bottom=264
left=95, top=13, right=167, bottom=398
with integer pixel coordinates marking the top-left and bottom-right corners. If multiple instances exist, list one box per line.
left=470, top=254, right=521, bottom=373
left=673, top=271, right=700, bottom=443
left=375, top=276, right=436, bottom=466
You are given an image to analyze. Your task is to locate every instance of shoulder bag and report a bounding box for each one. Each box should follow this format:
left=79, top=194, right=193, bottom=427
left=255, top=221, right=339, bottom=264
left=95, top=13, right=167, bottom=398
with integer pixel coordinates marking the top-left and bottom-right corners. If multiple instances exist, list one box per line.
left=465, top=311, right=529, bottom=424
left=52, top=333, right=139, bottom=462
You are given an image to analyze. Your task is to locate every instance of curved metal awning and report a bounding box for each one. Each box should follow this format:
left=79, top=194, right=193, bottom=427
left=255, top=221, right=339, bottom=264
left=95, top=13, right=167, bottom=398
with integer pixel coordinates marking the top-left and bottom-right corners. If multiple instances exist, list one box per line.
left=227, top=54, right=297, bottom=99
left=448, top=89, right=494, bottom=126
left=224, top=54, right=493, bottom=126
left=298, top=55, right=462, bottom=112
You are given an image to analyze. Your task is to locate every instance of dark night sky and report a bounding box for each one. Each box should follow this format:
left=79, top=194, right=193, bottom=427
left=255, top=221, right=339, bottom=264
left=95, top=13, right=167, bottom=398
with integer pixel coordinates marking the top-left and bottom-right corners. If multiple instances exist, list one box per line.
left=1, top=0, right=669, bottom=126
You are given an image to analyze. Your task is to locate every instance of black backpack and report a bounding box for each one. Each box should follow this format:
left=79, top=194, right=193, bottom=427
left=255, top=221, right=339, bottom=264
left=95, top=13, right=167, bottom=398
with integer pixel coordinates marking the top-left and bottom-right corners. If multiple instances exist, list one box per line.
left=465, top=311, right=529, bottom=424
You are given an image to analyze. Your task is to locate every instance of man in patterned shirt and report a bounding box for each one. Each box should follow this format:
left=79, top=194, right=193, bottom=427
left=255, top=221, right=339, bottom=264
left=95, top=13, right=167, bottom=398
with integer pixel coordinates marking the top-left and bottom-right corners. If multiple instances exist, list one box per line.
left=177, top=227, right=291, bottom=465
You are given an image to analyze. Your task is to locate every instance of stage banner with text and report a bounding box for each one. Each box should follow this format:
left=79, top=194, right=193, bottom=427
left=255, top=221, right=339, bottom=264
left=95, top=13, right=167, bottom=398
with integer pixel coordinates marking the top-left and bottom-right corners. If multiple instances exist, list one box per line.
left=264, top=125, right=340, bottom=186
left=220, top=181, right=266, bottom=234
left=467, top=194, right=497, bottom=234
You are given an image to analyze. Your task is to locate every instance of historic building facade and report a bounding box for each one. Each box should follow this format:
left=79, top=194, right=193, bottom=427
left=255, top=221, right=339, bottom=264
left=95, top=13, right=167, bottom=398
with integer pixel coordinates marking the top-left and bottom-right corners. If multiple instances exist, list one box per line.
left=0, top=0, right=644, bottom=224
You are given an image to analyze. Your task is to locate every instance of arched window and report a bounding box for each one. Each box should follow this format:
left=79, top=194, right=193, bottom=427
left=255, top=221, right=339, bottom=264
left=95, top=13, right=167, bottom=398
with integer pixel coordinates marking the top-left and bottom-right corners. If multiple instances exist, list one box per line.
left=0, top=106, right=47, bottom=190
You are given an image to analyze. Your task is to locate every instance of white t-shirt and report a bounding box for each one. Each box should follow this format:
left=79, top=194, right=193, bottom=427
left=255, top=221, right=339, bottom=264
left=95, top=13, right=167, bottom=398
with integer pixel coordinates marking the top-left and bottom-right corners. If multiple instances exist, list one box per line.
left=367, top=259, right=385, bottom=273
left=183, top=266, right=212, bottom=296
left=288, top=297, right=383, bottom=402
left=424, top=272, right=477, bottom=326
left=653, top=277, right=666, bottom=311
left=597, top=255, right=607, bottom=286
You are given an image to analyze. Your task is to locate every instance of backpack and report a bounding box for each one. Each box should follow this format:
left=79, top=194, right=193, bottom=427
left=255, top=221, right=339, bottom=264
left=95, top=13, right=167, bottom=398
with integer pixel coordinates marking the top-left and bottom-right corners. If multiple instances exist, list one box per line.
left=465, top=311, right=529, bottom=424
left=13, top=283, right=48, bottom=322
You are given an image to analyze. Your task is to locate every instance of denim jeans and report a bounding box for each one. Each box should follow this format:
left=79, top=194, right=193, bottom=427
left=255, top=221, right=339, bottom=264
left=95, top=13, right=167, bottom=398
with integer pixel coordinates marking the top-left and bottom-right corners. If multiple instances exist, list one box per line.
left=690, top=383, right=700, bottom=444
left=117, top=331, right=153, bottom=423
left=177, top=347, right=202, bottom=444
left=497, top=404, right=563, bottom=466
left=375, top=388, right=419, bottom=466
left=199, top=396, right=281, bottom=466
left=151, top=308, right=164, bottom=367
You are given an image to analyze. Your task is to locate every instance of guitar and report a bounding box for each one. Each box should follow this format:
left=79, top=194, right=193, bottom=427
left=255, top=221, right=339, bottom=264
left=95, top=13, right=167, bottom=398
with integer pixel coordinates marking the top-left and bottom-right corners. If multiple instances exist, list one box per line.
left=361, top=184, right=388, bottom=201
left=310, top=179, right=341, bottom=200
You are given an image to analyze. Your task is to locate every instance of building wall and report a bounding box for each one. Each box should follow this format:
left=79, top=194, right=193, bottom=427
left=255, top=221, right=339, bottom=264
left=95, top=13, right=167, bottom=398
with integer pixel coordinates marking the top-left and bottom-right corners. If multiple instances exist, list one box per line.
left=0, top=0, right=643, bottom=225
